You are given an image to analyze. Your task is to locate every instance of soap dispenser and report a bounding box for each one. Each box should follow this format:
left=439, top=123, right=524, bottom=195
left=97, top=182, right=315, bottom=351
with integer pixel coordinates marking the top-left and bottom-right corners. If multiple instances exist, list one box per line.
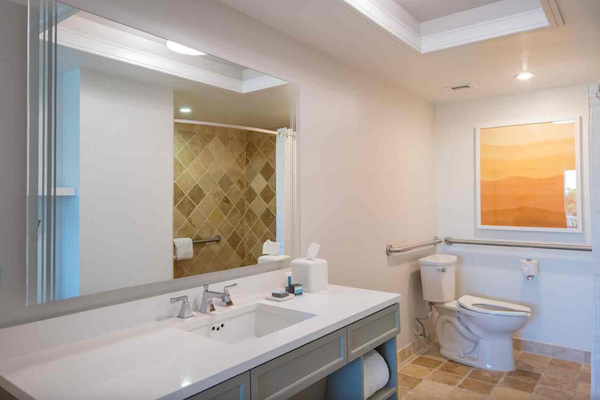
left=291, top=243, right=328, bottom=293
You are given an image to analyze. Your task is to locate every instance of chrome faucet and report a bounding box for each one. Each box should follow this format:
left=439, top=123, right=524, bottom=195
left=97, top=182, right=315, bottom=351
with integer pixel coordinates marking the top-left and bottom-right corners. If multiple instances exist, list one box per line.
left=170, top=295, right=194, bottom=319
left=200, top=283, right=237, bottom=313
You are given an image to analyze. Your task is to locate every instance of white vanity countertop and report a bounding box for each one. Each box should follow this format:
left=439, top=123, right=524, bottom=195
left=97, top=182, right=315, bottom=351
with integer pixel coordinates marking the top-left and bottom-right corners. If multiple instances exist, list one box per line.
left=0, top=285, right=399, bottom=400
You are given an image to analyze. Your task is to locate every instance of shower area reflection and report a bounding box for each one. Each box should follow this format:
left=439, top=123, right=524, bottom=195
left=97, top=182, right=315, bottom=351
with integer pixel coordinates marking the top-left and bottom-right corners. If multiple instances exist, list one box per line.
left=172, top=121, right=287, bottom=278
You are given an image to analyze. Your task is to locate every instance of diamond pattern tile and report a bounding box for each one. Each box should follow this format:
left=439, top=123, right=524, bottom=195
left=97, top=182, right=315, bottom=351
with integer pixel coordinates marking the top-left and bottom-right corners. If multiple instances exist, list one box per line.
left=174, top=125, right=278, bottom=278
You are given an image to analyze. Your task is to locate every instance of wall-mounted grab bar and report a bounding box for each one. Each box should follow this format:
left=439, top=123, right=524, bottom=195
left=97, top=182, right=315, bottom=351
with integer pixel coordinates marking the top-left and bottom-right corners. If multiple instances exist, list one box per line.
left=193, top=236, right=221, bottom=244
left=386, top=236, right=592, bottom=255
left=386, top=237, right=442, bottom=256
left=444, top=237, right=592, bottom=252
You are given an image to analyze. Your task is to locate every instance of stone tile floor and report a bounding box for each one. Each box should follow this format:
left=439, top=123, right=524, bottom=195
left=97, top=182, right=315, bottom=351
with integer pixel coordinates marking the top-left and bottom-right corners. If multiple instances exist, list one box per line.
left=397, top=346, right=591, bottom=400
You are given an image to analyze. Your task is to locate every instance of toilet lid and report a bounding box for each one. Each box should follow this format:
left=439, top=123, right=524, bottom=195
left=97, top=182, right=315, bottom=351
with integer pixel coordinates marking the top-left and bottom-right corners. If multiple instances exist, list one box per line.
left=458, top=295, right=531, bottom=317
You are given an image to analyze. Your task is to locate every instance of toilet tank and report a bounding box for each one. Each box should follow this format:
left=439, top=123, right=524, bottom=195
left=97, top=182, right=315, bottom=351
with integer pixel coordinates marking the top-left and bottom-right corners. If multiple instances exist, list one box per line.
left=418, top=254, right=457, bottom=303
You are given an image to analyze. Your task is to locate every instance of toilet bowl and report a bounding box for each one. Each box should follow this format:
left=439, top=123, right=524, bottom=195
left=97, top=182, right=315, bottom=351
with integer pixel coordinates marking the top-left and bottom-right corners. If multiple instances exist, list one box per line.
left=419, top=255, right=531, bottom=371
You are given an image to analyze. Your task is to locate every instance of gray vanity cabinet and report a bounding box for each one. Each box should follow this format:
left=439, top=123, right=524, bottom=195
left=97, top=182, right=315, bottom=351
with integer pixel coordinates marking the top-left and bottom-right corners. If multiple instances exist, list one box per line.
left=186, top=372, right=250, bottom=400
left=250, top=329, right=346, bottom=400
left=347, top=304, right=400, bottom=362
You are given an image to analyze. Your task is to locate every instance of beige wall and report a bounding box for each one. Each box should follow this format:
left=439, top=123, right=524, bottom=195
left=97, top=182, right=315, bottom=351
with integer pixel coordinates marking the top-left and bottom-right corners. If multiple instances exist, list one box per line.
left=435, top=84, right=593, bottom=351
left=0, top=0, right=436, bottom=351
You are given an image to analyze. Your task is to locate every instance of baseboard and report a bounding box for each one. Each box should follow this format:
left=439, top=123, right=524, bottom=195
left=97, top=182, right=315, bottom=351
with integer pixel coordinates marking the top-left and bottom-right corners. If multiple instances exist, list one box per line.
left=513, top=337, right=591, bottom=365
left=397, top=334, right=591, bottom=366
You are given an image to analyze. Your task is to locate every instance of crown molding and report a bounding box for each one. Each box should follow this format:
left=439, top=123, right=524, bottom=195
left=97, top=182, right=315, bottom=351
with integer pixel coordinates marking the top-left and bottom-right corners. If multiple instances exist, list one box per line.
left=337, top=0, right=561, bottom=55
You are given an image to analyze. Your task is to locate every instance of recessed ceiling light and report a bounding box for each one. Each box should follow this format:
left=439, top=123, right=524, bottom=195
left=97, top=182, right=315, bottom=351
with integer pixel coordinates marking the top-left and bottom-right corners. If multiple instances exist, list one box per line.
left=166, top=40, right=205, bottom=56
left=179, top=107, right=192, bottom=113
left=515, top=72, right=534, bottom=81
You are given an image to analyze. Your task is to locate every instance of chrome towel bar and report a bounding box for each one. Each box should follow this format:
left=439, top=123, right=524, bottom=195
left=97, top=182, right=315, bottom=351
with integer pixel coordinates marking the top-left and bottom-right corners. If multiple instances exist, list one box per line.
left=193, top=236, right=221, bottom=244
left=386, top=237, right=442, bottom=256
left=444, top=237, right=592, bottom=252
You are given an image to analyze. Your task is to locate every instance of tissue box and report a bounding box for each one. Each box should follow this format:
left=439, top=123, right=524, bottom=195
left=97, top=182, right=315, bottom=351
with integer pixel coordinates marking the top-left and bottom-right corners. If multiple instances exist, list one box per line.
left=291, top=258, right=328, bottom=293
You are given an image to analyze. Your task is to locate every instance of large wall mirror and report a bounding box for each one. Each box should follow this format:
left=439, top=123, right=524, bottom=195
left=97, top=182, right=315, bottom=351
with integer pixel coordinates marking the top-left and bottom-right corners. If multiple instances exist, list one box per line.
left=27, top=1, right=298, bottom=304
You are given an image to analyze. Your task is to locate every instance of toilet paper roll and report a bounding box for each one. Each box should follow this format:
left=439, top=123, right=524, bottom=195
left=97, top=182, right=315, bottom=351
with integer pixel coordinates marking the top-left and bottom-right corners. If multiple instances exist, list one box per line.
left=363, top=350, right=390, bottom=399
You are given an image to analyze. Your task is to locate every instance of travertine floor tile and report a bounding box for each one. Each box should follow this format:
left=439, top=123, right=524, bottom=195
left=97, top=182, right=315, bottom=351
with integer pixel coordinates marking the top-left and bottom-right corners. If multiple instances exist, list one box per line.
left=428, top=371, right=462, bottom=386
left=533, top=385, right=575, bottom=399
left=538, top=368, right=579, bottom=391
left=516, top=359, right=548, bottom=374
left=421, top=348, right=446, bottom=361
left=398, top=373, right=422, bottom=389
left=397, top=385, right=411, bottom=399
left=575, top=381, right=590, bottom=395
left=400, top=363, right=433, bottom=379
left=469, top=369, right=505, bottom=384
left=411, top=380, right=453, bottom=398
left=507, top=368, right=541, bottom=383
left=519, top=352, right=551, bottom=364
left=439, top=361, right=472, bottom=376
left=459, top=378, right=495, bottom=395
left=411, top=356, right=444, bottom=369
left=498, top=376, right=536, bottom=393
left=488, top=387, right=531, bottom=400
left=548, top=358, right=582, bottom=371
left=581, top=364, right=591, bottom=374
left=446, top=388, right=487, bottom=400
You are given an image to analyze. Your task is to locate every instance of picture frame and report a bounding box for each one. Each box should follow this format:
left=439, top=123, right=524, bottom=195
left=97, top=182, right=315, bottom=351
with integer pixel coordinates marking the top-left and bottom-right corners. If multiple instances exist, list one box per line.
left=475, top=116, right=582, bottom=233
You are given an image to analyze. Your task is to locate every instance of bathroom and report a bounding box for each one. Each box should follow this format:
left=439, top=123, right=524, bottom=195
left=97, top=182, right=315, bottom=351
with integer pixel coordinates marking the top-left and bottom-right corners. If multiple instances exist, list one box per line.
left=0, top=0, right=598, bottom=399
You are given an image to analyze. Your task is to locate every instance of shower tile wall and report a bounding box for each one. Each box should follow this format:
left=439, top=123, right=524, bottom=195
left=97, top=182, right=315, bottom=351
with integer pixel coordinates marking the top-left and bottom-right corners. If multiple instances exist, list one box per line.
left=172, top=123, right=276, bottom=278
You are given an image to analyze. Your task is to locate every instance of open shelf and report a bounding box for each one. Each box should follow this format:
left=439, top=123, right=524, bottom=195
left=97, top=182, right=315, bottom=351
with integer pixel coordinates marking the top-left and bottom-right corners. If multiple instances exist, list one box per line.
left=368, top=387, right=397, bottom=400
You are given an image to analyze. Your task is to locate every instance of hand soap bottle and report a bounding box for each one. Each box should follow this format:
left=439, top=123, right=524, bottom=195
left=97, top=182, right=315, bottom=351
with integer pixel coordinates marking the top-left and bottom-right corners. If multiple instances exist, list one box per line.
left=291, top=243, right=328, bottom=293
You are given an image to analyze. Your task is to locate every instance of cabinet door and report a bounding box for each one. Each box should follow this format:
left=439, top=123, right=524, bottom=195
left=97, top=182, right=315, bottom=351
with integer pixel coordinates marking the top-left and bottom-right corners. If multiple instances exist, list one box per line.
left=251, top=329, right=346, bottom=400
left=187, top=372, right=250, bottom=400
left=346, top=304, right=399, bottom=362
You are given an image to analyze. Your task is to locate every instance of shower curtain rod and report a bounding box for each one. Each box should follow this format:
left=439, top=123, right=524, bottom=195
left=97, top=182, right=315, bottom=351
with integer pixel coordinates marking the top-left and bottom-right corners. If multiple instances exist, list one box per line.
left=174, top=119, right=278, bottom=135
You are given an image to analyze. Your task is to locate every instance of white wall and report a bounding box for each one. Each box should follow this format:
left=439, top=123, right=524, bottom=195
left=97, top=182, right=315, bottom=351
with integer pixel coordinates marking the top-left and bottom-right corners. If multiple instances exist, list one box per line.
left=436, top=84, right=594, bottom=351
left=0, top=0, right=437, bottom=350
left=79, top=69, right=173, bottom=295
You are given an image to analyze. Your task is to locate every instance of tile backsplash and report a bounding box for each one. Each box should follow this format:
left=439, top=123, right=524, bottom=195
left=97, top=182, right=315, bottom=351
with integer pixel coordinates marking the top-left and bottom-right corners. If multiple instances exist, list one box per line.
left=173, top=123, right=277, bottom=278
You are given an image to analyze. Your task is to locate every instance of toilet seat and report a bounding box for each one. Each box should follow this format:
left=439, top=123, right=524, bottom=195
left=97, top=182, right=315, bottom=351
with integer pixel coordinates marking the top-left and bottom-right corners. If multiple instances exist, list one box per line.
left=458, top=295, right=531, bottom=317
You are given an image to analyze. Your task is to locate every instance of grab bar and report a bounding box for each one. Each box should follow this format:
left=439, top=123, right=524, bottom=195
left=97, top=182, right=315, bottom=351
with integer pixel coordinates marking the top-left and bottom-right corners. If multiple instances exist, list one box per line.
left=386, top=236, right=442, bottom=256
left=444, top=237, right=592, bottom=252
left=193, top=236, right=221, bottom=244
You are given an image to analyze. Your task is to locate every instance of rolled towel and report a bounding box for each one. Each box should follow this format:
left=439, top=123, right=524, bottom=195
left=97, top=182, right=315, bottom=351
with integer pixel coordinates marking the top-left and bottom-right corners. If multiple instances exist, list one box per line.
left=173, top=238, right=193, bottom=260
left=363, top=350, right=390, bottom=399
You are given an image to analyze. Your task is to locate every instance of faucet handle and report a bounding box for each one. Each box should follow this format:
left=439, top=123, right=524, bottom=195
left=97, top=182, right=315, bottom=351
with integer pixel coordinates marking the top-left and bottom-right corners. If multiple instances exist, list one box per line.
left=170, top=295, right=194, bottom=319
left=224, top=283, right=238, bottom=295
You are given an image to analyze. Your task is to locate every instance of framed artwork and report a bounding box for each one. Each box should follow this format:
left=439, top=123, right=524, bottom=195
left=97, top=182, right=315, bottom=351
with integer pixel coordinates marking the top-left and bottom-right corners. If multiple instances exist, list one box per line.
left=476, top=117, right=582, bottom=233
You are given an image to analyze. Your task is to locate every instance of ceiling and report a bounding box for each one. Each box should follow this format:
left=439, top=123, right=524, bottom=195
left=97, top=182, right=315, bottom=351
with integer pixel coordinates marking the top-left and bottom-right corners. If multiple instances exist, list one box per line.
left=391, top=0, right=502, bottom=22
left=219, top=0, right=600, bottom=103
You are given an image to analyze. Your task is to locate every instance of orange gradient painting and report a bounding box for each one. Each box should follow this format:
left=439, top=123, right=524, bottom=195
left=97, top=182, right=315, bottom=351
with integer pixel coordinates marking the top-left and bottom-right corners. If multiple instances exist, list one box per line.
left=477, top=120, right=580, bottom=231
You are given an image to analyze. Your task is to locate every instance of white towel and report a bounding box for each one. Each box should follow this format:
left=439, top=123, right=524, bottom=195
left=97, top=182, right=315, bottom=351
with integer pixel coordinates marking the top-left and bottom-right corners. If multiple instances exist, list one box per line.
left=363, top=350, right=390, bottom=399
left=174, top=238, right=193, bottom=260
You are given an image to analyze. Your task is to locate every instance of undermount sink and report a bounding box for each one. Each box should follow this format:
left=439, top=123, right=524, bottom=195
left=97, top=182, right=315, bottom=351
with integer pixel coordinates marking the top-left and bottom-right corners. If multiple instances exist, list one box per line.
left=176, top=302, right=316, bottom=343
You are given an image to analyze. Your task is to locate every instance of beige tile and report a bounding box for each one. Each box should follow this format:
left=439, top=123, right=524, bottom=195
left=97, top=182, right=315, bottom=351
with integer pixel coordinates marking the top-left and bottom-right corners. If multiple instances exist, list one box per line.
left=398, top=373, right=422, bottom=389
left=411, top=356, right=444, bottom=369
left=421, top=348, right=446, bottom=361
left=458, top=378, right=495, bottom=396
left=400, top=363, right=433, bottom=379
left=521, top=340, right=554, bottom=357
left=581, top=364, right=591, bottom=374
left=410, top=380, right=453, bottom=399
left=428, top=371, right=462, bottom=386
left=538, top=367, right=579, bottom=391
left=575, top=381, right=590, bottom=395
left=489, top=387, right=531, bottom=400
left=498, top=376, right=536, bottom=393
left=551, top=346, right=587, bottom=364
left=446, top=388, right=487, bottom=400
left=506, top=368, right=541, bottom=383
left=549, top=358, right=582, bottom=371
left=580, top=373, right=591, bottom=383
left=440, top=361, right=472, bottom=377
left=468, top=369, right=505, bottom=384
left=533, top=385, right=575, bottom=399
left=572, top=392, right=590, bottom=400
left=519, top=352, right=551, bottom=364
left=513, top=338, right=522, bottom=351
left=397, top=385, right=411, bottom=399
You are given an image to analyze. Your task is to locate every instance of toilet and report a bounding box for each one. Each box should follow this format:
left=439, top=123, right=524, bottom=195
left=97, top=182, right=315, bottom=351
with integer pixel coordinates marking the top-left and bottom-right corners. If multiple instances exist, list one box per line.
left=418, top=254, right=531, bottom=371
